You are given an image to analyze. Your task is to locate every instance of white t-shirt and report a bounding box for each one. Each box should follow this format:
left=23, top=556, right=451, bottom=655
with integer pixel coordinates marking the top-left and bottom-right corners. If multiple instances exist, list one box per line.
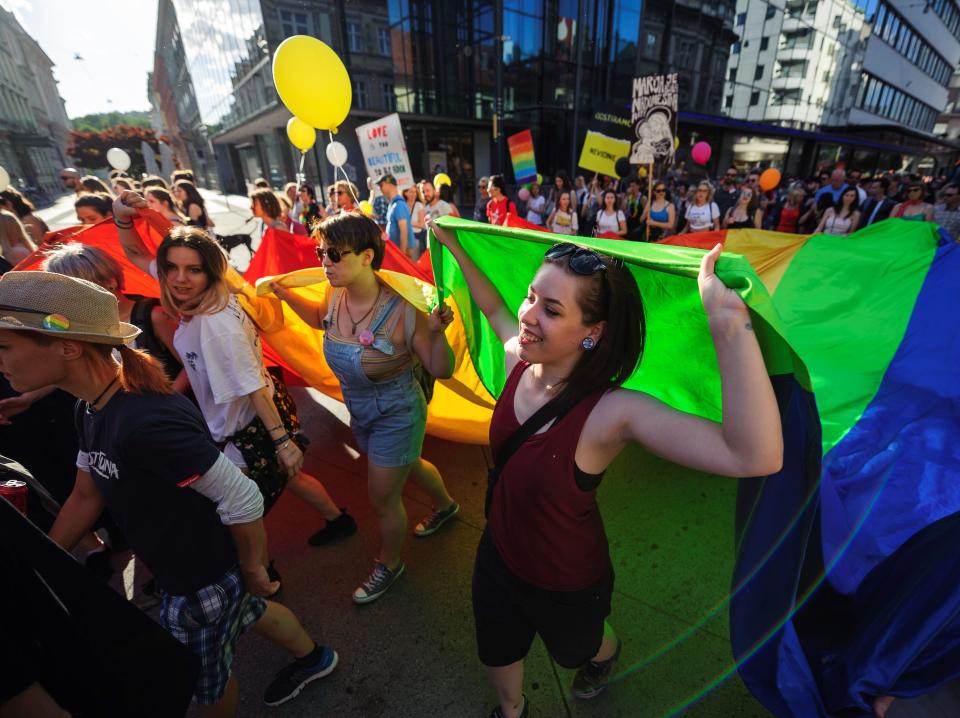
left=173, top=296, right=272, bottom=445
left=423, top=199, right=453, bottom=222
left=525, top=195, right=546, bottom=225
left=685, top=202, right=720, bottom=230
left=595, top=209, right=625, bottom=234
left=548, top=209, right=579, bottom=235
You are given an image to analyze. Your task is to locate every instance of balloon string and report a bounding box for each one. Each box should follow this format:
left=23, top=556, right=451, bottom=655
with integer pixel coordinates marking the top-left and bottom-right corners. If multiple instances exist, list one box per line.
left=298, top=152, right=305, bottom=184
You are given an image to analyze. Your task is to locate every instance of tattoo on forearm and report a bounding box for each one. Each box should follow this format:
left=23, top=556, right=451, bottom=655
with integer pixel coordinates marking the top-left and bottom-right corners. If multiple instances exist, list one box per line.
left=745, top=322, right=753, bottom=331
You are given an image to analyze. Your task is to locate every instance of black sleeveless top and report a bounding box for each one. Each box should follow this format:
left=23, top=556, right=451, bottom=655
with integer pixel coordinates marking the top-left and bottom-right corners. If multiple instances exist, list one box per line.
left=185, top=202, right=209, bottom=229
left=129, top=297, right=181, bottom=380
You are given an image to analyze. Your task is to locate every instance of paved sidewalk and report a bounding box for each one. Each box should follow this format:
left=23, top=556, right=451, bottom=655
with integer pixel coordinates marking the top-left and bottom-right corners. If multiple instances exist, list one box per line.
left=215, top=386, right=774, bottom=718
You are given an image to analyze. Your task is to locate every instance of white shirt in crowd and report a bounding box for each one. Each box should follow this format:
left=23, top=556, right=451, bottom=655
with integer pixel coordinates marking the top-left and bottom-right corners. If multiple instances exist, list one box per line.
left=548, top=209, right=579, bottom=235
left=685, top=202, right=720, bottom=231
left=525, top=195, right=546, bottom=225
left=594, top=209, right=625, bottom=234
left=172, top=296, right=272, bottom=466
left=423, top=199, right=453, bottom=222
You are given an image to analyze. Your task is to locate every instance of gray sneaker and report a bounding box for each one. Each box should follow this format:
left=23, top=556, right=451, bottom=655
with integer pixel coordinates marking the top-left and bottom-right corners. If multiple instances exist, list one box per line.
left=414, top=501, right=460, bottom=537
left=352, top=560, right=405, bottom=604
left=572, top=639, right=622, bottom=699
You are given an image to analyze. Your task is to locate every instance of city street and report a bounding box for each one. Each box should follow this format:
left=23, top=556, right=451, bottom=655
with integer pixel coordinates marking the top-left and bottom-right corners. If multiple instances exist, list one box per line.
left=37, top=193, right=771, bottom=717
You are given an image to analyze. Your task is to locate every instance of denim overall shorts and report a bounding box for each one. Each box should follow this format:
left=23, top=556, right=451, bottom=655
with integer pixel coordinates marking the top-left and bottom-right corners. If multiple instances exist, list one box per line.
left=323, top=289, right=427, bottom=468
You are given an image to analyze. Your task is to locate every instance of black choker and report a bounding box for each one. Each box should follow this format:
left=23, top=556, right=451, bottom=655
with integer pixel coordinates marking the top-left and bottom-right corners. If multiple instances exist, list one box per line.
left=86, top=377, right=118, bottom=413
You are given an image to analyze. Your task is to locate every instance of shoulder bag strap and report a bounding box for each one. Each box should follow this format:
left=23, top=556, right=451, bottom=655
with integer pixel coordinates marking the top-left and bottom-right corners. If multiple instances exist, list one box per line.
left=485, top=388, right=584, bottom=517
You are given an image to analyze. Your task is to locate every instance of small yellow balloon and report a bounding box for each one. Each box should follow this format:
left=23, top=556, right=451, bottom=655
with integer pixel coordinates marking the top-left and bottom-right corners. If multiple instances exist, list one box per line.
left=273, top=36, right=351, bottom=131
left=359, top=200, right=374, bottom=217
left=433, top=172, right=451, bottom=188
left=674, top=136, right=680, bottom=150
left=286, top=117, right=316, bottom=152
left=536, top=173, right=543, bottom=185
left=638, top=166, right=648, bottom=178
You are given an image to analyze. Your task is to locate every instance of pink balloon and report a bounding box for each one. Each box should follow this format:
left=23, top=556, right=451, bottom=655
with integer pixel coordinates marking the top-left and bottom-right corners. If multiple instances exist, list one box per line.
left=691, top=141, right=712, bottom=165
left=518, top=187, right=530, bottom=202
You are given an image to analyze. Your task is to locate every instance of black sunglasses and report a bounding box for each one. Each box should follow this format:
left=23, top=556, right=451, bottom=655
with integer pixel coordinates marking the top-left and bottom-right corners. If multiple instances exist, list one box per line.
left=544, top=243, right=620, bottom=274
left=315, top=246, right=356, bottom=263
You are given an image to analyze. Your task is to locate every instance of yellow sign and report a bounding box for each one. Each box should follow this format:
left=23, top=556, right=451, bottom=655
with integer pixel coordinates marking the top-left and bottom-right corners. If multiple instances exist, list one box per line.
left=578, top=130, right=631, bottom=177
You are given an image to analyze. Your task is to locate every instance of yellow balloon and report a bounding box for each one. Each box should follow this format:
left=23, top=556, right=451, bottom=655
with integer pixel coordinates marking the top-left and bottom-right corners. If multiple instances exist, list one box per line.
left=674, top=136, right=680, bottom=150
left=536, top=173, right=543, bottom=184
left=286, top=117, right=316, bottom=152
left=433, top=172, right=451, bottom=188
left=273, top=36, right=351, bottom=131
left=359, top=200, right=374, bottom=217
left=638, top=166, right=648, bottom=178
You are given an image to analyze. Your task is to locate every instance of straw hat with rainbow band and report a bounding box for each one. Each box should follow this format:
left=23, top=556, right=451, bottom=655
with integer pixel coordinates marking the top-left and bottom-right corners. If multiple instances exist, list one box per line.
left=0, top=271, right=140, bottom=345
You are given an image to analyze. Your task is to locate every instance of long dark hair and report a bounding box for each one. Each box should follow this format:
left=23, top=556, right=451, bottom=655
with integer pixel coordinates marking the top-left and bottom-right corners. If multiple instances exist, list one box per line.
left=0, top=188, right=35, bottom=217
left=174, top=180, right=205, bottom=211
left=543, top=251, right=645, bottom=399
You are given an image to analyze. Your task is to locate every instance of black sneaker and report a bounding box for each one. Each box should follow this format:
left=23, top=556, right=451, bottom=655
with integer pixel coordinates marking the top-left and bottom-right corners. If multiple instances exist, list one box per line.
left=487, top=694, right=529, bottom=718
left=308, top=508, right=357, bottom=546
left=263, top=645, right=338, bottom=706
left=572, top=639, right=621, bottom=699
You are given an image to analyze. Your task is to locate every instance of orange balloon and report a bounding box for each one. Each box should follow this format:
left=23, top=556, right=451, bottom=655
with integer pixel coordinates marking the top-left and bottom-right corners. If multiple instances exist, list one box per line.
left=759, top=168, right=781, bottom=192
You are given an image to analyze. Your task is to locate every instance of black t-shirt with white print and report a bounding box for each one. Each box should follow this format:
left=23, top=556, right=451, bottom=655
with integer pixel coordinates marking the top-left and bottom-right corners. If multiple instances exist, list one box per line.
left=75, top=390, right=238, bottom=595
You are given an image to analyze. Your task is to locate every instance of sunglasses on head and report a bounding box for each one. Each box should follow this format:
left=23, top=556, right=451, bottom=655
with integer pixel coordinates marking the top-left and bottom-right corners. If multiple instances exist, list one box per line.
left=315, top=246, right=357, bottom=263
left=544, top=242, right=620, bottom=274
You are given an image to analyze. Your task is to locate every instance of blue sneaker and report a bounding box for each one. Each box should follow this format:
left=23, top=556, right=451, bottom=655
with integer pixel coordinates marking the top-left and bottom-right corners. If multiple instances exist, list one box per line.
left=263, top=645, right=338, bottom=706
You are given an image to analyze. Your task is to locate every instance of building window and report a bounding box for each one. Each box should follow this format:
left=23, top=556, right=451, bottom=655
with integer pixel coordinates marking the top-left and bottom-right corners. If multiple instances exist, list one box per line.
left=736, top=12, right=746, bottom=25
left=754, top=65, right=765, bottom=80
left=643, top=31, right=659, bottom=60
left=833, top=14, right=841, bottom=27
left=772, top=89, right=802, bottom=105
left=728, top=67, right=736, bottom=81
left=871, top=1, right=954, bottom=86
left=731, top=41, right=741, bottom=54
left=766, top=5, right=776, bottom=19
left=750, top=91, right=760, bottom=106
left=855, top=71, right=939, bottom=131
left=760, top=36, right=770, bottom=51
left=378, top=27, right=391, bottom=56
left=347, top=22, right=363, bottom=53
left=382, top=82, right=396, bottom=111
left=353, top=79, right=367, bottom=109
left=279, top=9, right=310, bottom=37
left=725, top=94, right=733, bottom=108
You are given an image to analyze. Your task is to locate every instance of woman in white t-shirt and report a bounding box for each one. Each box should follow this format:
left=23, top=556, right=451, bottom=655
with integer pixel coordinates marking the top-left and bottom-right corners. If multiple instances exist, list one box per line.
left=524, top=183, right=547, bottom=226
left=112, top=192, right=356, bottom=566
left=545, top=191, right=579, bottom=235
left=593, top=190, right=627, bottom=237
left=681, top=182, right=721, bottom=233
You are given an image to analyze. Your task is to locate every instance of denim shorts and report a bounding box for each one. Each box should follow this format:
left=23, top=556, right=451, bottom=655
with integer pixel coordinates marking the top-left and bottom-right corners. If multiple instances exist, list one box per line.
left=343, top=377, right=427, bottom=468
left=160, top=566, right=267, bottom=704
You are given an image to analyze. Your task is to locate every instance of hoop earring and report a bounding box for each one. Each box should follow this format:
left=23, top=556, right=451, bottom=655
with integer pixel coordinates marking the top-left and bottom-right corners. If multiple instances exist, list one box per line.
left=581, top=337, right=595, bottom=350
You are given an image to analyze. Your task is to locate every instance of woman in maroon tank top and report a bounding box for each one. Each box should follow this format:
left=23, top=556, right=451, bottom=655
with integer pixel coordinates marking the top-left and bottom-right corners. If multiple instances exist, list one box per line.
left=429, top=219, right=784, bottom=718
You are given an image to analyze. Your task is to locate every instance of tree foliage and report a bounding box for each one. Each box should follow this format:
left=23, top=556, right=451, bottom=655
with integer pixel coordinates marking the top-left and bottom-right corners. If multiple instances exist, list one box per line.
left=66, top=125, right=161, bottom=175
left=71, top=110, right=151, bottom=133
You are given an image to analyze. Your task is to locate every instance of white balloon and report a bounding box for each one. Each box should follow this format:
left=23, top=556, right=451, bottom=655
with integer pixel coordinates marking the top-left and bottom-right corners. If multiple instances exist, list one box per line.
left=106, top=147, right=131, bottom=171
left=0, top=166, right=8, bottom=192
left=325, top=141, right=348, bottom=167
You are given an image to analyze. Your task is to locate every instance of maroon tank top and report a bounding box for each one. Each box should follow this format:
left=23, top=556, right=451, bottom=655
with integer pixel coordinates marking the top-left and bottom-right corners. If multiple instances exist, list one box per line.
left=487, top=361, right=610, bottom=591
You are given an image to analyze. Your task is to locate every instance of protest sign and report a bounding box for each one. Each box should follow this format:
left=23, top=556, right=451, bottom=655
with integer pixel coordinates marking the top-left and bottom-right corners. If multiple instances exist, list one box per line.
left=356, top=113, right=414, bottom=189
left=577, top=131, right=631, bottom=177
left=630, top=73, right=678, bottom=165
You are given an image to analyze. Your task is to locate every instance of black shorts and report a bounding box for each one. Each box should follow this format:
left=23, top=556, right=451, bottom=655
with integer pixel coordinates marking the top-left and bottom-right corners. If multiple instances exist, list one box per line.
left=472, top=530, right=614, bottom=669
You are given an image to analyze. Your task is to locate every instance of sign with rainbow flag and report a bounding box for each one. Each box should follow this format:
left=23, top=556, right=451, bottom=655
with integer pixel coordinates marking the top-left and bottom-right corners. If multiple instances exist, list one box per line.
left=507, top=129, right=537, bottom=184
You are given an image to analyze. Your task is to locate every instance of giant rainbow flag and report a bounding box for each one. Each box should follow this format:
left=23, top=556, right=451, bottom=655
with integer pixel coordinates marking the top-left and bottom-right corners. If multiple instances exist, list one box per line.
left=20, top=211, right=960, bottom=716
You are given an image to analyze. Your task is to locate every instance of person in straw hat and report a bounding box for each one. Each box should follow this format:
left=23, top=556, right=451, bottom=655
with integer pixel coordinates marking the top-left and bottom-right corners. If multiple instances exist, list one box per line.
left=0, top=271, right=339, bottom=713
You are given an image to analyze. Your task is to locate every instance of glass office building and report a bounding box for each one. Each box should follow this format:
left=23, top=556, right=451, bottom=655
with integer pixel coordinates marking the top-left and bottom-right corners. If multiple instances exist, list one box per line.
left=164, top=0, right=737, bottom=200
